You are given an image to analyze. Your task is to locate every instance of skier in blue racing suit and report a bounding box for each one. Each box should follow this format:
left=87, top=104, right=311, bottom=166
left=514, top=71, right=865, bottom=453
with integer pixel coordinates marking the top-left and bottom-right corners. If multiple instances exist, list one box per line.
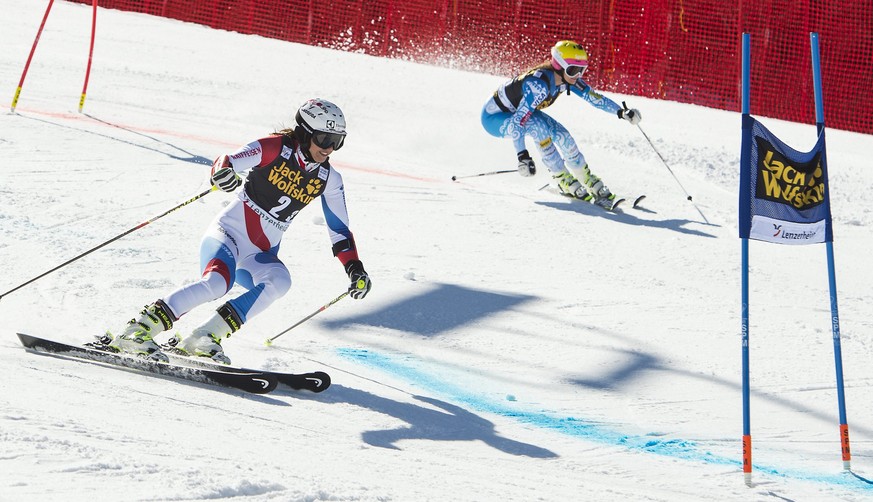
left=481, top=40, right=642, bottom=208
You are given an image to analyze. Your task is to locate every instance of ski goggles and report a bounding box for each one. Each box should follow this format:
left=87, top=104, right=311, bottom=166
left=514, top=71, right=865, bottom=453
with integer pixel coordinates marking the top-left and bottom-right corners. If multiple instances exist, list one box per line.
left=564, top=64, right=588, bottom=77
left=312, top=131, right=345, bottom=150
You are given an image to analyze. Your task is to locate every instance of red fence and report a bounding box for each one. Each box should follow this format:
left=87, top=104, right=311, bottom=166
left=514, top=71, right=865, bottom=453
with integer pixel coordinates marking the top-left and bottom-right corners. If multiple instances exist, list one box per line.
left=67, top=0, right=873, bottom=134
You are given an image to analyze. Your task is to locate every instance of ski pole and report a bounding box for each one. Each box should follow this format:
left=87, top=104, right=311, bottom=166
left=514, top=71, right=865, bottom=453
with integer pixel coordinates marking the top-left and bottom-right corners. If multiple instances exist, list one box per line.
left=265, top=291, right=349, bottom=346
left=632, top=112, right=711, bottom=224
left=0, top=186, right=217, bottom=301
left=633, top=115, right=693, bottom=201
left=451, top=169, right=515, bottom=181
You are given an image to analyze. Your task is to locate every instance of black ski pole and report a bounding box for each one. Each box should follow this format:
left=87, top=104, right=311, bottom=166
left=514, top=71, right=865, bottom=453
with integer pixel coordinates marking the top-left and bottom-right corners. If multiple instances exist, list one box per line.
left=265, top=291, right=349, bottom=346
left=0, top=186, right=217, bottom=301
left=631, top=112, right=693, bottom=201
left=631, top=112, right=710, bottom=224
left=451, top=169, right=516, bottom=181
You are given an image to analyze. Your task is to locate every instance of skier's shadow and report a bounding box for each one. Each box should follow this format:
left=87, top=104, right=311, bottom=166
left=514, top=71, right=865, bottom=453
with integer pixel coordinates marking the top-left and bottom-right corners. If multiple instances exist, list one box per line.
left=312, top=384, right=557, bottom=458
left=536, top=200, right=717, bottom=238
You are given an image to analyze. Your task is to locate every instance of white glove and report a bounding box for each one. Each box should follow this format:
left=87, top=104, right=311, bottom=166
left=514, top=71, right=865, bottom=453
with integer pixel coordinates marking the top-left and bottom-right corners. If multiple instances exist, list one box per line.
left=211, top=155, right=242, bottom=192
left=517, top=150, right=536, bottom=177
left=618, top=102, right=642, bottom=125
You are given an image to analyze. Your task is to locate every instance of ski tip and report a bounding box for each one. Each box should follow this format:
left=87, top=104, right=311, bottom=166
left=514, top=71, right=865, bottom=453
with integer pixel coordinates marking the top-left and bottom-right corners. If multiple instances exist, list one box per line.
left=274, top=371, right=332, bottom=393
left=633, top=195, right=647, bottom=208
left=312, top=372, right=332, bottom=393
left=250, top=374, right=280, bottom=394
left=609, top=198, right=627, bottom=211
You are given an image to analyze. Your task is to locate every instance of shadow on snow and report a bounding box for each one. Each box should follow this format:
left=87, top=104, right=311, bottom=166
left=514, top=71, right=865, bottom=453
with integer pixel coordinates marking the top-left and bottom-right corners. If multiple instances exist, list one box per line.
left=536, top=200, right=718, bottom=238
left=16, top=113, right=212, bottom=166
left=323, top=283, right=536, bottom=337
left=313, top=384, right=557, bottom=458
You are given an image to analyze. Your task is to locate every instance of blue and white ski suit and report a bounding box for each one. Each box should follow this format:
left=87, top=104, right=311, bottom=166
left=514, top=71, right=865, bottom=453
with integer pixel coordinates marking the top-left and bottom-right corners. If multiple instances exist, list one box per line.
left=481, top=67, right=622, bottom=179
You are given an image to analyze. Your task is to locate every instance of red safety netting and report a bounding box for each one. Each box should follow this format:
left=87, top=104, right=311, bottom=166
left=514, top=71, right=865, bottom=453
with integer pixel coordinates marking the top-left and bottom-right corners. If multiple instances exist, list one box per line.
left=63, top=0, right=873, bottom=134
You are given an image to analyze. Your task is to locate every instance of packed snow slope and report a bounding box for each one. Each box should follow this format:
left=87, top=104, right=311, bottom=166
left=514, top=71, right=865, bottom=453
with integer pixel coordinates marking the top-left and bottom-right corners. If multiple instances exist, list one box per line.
left=1, top=2, right=872, bottom=501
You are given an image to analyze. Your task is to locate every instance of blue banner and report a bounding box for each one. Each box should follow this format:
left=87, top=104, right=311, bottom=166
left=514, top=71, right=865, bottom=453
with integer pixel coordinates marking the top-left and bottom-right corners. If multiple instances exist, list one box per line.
left=739, top=115, right=833, bottom=244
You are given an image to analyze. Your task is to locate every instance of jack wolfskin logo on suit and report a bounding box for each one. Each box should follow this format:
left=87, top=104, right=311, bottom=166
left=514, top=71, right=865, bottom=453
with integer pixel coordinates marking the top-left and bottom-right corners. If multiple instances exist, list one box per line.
left=267, top=162, right=317, bottom=203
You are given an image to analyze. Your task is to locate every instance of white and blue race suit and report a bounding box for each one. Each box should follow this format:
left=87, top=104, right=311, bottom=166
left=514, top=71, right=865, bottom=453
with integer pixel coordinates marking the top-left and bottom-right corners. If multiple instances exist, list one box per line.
left=161, top=133, right=360, bottom=324
left=481, top=66, right=622, bottom=178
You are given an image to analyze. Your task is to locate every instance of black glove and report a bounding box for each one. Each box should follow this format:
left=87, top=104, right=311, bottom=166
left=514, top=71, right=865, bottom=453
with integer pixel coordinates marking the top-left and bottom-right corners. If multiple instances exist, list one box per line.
left=344, top=260, right=372, bottom=300
left=617, top=101, right=642, bottom=125
left=211, top=156, right=242, bottom=192
left=517, top=150, right=536, bottom=177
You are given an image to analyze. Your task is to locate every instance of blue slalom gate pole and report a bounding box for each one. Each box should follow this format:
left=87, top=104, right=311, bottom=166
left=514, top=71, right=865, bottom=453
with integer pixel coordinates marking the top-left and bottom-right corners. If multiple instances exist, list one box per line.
left=810, top=32, right=852, bottom=471
left=739, top=33, right=753, bottom=486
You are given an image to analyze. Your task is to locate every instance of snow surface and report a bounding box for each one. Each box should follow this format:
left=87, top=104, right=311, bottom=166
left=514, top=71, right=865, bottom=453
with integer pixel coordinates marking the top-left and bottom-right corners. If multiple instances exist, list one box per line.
left=2, top=1, right=872, bottom=501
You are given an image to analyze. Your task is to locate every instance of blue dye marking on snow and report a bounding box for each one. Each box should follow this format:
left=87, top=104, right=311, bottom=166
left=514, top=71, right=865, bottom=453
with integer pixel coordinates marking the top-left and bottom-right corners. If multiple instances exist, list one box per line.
left=337, top=347, right=872, bottom=492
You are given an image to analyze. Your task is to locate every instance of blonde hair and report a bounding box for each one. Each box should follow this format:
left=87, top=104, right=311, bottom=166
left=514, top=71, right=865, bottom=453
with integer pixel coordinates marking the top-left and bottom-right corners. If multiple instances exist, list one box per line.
left=522, top=60, right=554, bottom=75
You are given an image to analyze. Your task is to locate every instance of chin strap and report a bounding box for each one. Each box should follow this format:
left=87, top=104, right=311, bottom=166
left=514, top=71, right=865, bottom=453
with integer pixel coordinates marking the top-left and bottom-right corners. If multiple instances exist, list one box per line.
left=293, top=126, right=315, bottom=162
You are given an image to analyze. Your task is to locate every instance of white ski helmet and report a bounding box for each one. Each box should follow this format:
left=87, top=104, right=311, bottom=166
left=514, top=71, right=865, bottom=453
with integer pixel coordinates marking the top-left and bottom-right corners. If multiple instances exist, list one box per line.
left=295, top=98, right=347, bottom=150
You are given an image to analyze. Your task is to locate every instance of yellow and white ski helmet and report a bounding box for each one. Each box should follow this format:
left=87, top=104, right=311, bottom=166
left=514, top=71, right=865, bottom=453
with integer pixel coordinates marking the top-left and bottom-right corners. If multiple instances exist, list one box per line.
left=550, top=40, right=589, bottom=75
